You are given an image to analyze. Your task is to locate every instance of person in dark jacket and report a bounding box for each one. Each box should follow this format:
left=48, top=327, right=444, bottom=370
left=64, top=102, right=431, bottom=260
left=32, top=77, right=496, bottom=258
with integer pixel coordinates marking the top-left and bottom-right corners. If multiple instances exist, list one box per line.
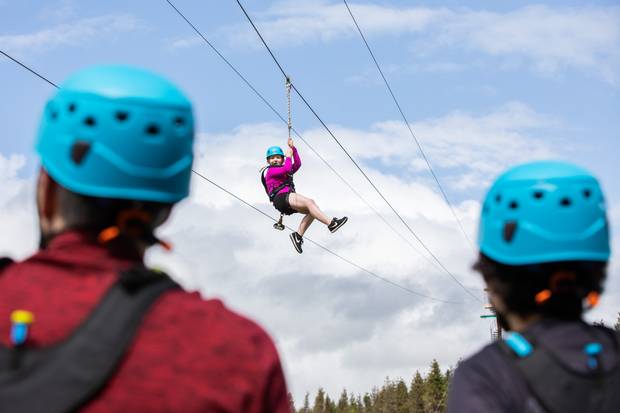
left=0, top=65, right=290, bottom=413
left=448, top=161, right=619, bottom=413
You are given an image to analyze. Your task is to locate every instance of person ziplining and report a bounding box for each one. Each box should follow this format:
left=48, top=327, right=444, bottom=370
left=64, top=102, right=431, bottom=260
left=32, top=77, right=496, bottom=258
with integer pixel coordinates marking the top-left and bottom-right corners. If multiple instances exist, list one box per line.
left=260, top=78, right=347, bottom=253
left=261, top=138, right=348, bottom=253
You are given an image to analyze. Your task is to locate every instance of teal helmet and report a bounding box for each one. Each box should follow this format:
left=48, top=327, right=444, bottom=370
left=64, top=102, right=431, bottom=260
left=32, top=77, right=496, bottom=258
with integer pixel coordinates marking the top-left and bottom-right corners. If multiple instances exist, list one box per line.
left=266, top=146, right=284, bottom=159
left=478, top=161, right=610, bottom=265
left=36, top=65, right=195, bottom=203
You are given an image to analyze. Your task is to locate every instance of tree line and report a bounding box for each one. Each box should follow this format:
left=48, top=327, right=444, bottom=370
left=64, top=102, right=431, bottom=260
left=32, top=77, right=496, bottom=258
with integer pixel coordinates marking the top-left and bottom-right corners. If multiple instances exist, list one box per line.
left=291, top=312, right=620, bottom=413
left=289, top=359, right=451, bottom=413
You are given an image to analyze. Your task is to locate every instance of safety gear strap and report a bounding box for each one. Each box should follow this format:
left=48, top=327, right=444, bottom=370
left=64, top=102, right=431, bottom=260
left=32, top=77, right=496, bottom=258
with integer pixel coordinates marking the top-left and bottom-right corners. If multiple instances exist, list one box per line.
left=286, top=77, right=292, bottom=140
left=498, top=328, right=620, bottom=413
left=260, top=165, right=295, bottom=202
left=0, top=267, right=178, bottom=413
left=0, top=257, right=13, bottom=274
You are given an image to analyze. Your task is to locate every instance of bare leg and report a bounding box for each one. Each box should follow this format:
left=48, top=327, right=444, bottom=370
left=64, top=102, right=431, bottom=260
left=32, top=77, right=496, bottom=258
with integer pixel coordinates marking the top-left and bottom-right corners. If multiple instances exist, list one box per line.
left=288, top=193, right=332, bottom=226
left=298, top=214, right=315, bottom=236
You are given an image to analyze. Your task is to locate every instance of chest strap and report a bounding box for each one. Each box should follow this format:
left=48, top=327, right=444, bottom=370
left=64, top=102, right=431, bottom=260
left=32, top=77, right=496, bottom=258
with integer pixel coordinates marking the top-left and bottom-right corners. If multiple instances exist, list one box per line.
left=0, top=267, right=178, bottom=413
left=260, top=166, right=295, bottom=202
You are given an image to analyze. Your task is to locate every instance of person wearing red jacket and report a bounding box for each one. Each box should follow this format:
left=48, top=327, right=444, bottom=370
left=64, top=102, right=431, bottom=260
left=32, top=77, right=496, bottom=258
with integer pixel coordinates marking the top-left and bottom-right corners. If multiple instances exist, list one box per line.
left=0, top=65, right=290, bottom=413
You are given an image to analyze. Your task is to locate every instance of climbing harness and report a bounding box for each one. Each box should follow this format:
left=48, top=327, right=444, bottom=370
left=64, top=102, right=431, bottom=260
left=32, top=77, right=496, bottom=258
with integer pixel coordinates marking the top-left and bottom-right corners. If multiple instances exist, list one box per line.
left=260, top=165, right=296, bottom=230
left=497, top=328, right=620, bottom=413
left=0, top=267, right=178, bottom=413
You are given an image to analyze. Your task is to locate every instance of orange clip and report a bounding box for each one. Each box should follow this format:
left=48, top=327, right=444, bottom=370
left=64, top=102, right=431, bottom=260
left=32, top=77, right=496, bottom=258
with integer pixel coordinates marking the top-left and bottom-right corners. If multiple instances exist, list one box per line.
left=535, top=289, right=552, bottom=304
left=586, top=291, right=600, bottom=308
left=98, top=226, right=121, bottom=244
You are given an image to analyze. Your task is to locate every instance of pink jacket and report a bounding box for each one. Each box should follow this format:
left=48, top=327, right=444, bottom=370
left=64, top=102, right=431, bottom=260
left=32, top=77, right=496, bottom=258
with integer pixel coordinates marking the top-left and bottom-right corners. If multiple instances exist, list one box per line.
left=265, top=147, right=301, bottom=196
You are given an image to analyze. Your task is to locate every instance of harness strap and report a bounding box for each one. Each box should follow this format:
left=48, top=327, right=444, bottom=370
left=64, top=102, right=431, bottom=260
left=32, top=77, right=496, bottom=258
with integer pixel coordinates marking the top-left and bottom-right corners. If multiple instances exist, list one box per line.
left=498, top=329, right=620, bottom=413
left=0, top=267, right=178, bottom=413
left=260, top=166, right=295, bottom=202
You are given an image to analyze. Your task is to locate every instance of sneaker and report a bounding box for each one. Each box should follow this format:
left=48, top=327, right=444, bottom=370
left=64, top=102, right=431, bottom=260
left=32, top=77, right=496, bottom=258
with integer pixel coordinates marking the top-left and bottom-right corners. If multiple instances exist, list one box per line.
left=289, top=231, right=303, bottom=254
left=328, top=217, right=348, bottom=233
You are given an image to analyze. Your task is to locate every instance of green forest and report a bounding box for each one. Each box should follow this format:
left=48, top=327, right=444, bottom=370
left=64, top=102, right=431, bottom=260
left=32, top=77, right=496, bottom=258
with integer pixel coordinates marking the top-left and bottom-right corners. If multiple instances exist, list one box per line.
left=291, top=313, right=620, bottom=413
left=289, top=359, right=450, bottom=413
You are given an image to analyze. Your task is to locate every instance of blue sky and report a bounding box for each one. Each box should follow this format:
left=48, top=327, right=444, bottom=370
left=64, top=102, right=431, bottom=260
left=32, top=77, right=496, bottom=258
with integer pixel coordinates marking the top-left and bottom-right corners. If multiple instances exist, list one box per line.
left=1, top=0, right=619, bottom=403
left=2, top=1, right=619, bottom=195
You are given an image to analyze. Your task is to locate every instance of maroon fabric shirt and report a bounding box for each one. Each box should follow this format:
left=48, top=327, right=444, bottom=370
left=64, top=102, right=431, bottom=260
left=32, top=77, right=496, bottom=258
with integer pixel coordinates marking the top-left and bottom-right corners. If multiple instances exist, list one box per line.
left=0, top=231, right=290, bottom=413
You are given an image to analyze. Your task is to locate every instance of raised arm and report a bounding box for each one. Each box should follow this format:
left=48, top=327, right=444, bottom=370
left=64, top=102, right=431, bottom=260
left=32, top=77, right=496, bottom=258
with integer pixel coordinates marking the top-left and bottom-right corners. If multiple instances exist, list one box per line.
left=266, top=157, right=293, bottom=179
left=291, top=146, right=301, bottom=173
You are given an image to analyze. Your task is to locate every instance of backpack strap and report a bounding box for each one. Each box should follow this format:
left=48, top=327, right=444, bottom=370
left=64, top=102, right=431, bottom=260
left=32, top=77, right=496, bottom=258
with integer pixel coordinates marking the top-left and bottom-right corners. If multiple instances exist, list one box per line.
left=0, top=257, right=13, bottom=274
left=0, top=266, right=179, bottom=413
left=498, top=329, right=620, bottom=413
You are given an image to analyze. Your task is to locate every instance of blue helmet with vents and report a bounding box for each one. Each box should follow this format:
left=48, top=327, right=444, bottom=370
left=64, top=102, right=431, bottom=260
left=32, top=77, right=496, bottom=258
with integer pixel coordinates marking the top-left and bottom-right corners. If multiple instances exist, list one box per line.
left=478, top=161, right=610, bottom=265
left=36, top=65, right=195, bottom=203
left=266, top=146, right=284, bottom=159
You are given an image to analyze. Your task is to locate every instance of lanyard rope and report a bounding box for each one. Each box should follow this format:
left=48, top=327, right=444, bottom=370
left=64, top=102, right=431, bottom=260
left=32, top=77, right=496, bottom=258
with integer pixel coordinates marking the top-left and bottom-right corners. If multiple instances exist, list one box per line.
left=286, top=76, right=292, bottom=140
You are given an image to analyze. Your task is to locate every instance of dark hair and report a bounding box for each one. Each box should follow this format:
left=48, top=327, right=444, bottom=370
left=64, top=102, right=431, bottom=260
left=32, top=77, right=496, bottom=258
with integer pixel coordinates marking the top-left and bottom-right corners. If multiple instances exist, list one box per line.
left=474, top=253, right=607, bottom=320
left=55, top=184, right=172, bottom=249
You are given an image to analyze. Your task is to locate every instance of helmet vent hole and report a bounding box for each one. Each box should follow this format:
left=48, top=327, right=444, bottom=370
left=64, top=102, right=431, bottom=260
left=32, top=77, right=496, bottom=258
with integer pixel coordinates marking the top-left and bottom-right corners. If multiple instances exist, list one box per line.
left=84, top=117, right=96, bottom=127
left=533, top=191, right=544, bottom=200
left=509, top=201, right=519, bottom=210
left=115, top=111, right=129, bottom=122
left=583, top=189, right=592, bottom=199
left=145, top=124, right=160, bottom=136
left=68, top=103, right=77, bottom=113
left=71, top=140, right=91, bottom=165
left=503, top=221, right=517, bottom=243
left=174, top=117, right=185, bottom=126
left=50, top=111, right=58, bottom=120
left=560, top=197, right=572, bottom=207
left=495, top=194, right=502, bottom=204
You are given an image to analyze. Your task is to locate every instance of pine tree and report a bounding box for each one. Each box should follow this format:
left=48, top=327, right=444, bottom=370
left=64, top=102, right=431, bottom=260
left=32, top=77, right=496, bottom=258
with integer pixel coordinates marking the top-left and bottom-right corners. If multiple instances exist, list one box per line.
left=394, top=379, right=409, bottom=413
left=325, top=395, right=337, bottom=413
left=337, top=389, right=349, bottom=412
left=288, top=392, right=296, bottom=413
left=300, top=393, right=311, bottom=413
left=615, top=313, right=620, bottom=331
left=313, top=388, right=326, bottom=413
left=362, top=392, right=372, bottom=412
left=409, top=371, right=425, bottom=413
left=424, top=359, right=448, bottom=413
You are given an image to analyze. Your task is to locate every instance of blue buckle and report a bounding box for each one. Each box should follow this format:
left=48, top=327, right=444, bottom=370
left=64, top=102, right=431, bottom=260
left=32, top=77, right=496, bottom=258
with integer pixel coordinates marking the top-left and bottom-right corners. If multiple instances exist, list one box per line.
left=584, top=342, right=602, bottom=369
left=504, top=332, right=533, bottom=358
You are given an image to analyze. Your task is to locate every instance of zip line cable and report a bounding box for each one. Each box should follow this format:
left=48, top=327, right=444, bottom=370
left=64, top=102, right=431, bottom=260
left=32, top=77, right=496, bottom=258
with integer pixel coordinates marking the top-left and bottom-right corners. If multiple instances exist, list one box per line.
left=190, top=170, right=462, bottom=305
left=162, top=0, right=451, bottom=274
left=342, top=0, right=475, bottom=250
left=0, top=49, right=464, bottom=305
left=0, top=50, right=58, bottom=88
left=233, top=0, right=482, bottom=303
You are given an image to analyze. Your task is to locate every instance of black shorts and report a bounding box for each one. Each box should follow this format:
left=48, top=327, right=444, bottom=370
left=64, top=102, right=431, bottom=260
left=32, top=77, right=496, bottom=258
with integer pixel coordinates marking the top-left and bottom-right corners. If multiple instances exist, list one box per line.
left=272, top=192, right=297, bottom=215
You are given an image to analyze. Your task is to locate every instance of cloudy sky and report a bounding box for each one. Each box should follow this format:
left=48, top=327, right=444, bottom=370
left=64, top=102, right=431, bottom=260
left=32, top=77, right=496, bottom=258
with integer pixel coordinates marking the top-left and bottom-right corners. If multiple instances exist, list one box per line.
left=1, top=0, right=619, bottom=403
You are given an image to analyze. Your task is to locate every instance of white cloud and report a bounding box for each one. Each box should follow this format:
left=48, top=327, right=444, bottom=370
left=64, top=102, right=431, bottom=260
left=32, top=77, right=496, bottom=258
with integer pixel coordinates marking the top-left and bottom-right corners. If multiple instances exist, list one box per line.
left=224, top=2, right=620, bottom=83
left=0, top=14, right=144, bottom=56
left=1, top=102, right=617, bottom=403
left=0, top=154, right=38, bottom=259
